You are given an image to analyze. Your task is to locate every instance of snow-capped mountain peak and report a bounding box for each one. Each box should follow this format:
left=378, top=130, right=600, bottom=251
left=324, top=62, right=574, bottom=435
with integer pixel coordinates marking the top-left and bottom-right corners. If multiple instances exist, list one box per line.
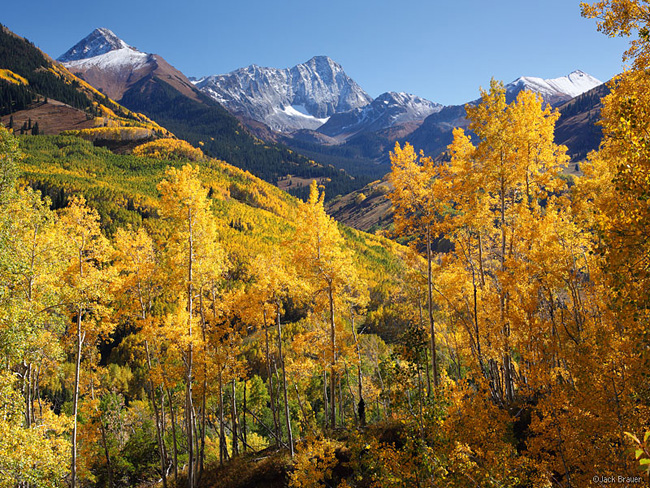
left=506, top=70, right=602, bottom=105
left=192, top=56, right=372, bottom=132
left=58, top=28, right=160, bottom=101
left=59, top=28, right=153, bottom=81
left=58, top=28, right=135, bottom=62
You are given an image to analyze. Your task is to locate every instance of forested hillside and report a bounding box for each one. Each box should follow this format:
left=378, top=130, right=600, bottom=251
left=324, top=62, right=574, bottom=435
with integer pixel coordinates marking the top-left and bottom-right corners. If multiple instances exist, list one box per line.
left=1, top=1, right=650, bottom=487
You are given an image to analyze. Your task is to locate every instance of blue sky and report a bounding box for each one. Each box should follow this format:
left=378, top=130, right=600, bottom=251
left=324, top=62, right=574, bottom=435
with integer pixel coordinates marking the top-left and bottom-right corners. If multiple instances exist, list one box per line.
left=2, top=0, right=631, bottom=105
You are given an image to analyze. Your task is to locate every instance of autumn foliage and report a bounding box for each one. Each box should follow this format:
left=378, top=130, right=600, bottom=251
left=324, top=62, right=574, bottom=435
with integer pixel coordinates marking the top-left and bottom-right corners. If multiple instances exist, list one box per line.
left=134, top=139, right=205, bottom=161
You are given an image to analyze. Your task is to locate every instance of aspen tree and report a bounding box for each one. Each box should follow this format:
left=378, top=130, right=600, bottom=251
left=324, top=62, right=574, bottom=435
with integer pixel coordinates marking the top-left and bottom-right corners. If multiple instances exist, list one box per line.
left=0, top=127, right=71, bottom=485
left=158, top=164, right=216, bottom=488
left=249, top=252, right=304, bottom=456
left=443, top=82, right=569, bottom=404
left=581, top=0, right=650, bottom=467
left=59, top=196, right=116, bottom=488
left=113, top=227, right=170, bottom=487
left=388, top=143, right=448, bottom=389
left=293, top=181, right=357, bottom=428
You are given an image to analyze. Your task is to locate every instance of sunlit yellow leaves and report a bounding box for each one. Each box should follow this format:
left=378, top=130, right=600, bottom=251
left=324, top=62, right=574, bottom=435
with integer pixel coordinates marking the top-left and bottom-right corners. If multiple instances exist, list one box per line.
left=581, top=0, right=650, bottom=65
left=134, top=139, right=205, bottom=162
left=0, top=69, right=28, bottom=86
left=288, top=436, right=341, bottom=488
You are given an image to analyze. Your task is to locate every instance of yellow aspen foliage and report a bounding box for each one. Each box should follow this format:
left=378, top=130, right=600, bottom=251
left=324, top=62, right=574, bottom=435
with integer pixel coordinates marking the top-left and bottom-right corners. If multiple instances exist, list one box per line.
left=0, top=69, right=28, bottom=86
left=578, top=0, right=650, bottom=476
left=389, top=142, right=450, bottom=388
left=113, top=226, right=159, bottom=321
left=59, top=195, right=117, bottom=488
left=288, top=437, right=341, bottom=488
left=0, top=370, right=71, bottom=488
left=134, top=138, right=205, bottom=161
left=442, top=81, right=571, bottom=404
left=157, top=163, right=224, bottom=487
left=581, top=0, right=650, bottom=66
left=386, top=79, right=640, bottom=485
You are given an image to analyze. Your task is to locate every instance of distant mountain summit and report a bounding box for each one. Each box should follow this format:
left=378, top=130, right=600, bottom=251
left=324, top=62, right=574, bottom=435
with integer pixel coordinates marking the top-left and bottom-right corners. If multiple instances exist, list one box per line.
left=505, top=70, right=602, bottom=105
left=193, top=56, right=373, bottom=132
left=59, top=28, right=133, bottom=62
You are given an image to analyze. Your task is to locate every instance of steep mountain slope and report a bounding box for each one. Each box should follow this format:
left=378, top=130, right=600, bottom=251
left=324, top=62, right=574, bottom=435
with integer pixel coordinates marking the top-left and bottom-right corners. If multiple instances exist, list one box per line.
left=317, top=91, right=442, bottom=138
left=327, top=177, right=394, bottom=233
left=18, top=133, right=406, bottom=281
left=58, top=29, right=365, bottom=199
left=554, top=83, right=608, bottom=160
left=193, top=56, right=372, bottom=132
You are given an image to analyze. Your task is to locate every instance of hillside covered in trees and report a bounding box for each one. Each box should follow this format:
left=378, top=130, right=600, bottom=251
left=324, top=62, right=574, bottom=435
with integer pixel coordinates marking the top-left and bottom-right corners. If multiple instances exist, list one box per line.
left=2, top=1, right=650, bottom=487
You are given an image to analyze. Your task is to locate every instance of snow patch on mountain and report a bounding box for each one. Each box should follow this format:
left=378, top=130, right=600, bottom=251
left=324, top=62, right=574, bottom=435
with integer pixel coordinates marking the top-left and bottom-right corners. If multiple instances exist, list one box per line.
left=266, top=105, right=330, bottom=131
left=58, top=27, right=153, bottom=74
left=62, top=48, right=152, bottom=72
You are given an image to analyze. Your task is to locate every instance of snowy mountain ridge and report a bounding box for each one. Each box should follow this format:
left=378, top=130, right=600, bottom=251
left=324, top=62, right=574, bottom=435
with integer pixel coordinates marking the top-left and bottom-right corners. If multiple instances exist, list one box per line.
left=318, top=91, right=443, bottom=138
left=506, top=70, right=602, bottom=105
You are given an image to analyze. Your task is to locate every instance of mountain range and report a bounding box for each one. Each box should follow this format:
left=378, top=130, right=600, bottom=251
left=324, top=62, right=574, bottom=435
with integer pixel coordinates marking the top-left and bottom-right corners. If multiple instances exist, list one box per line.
left=58, top=28, right=605, bottom=162
left=0, top=24, right=610, bottom=218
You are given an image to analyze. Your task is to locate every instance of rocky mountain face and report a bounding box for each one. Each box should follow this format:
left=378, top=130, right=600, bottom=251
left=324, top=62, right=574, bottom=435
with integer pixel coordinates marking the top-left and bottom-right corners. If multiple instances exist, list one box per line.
left=192, top=56, right=373, bottom=132
left=318, top=91, right=442, bottom=138
left=59, top=27, right=130, bottom=62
